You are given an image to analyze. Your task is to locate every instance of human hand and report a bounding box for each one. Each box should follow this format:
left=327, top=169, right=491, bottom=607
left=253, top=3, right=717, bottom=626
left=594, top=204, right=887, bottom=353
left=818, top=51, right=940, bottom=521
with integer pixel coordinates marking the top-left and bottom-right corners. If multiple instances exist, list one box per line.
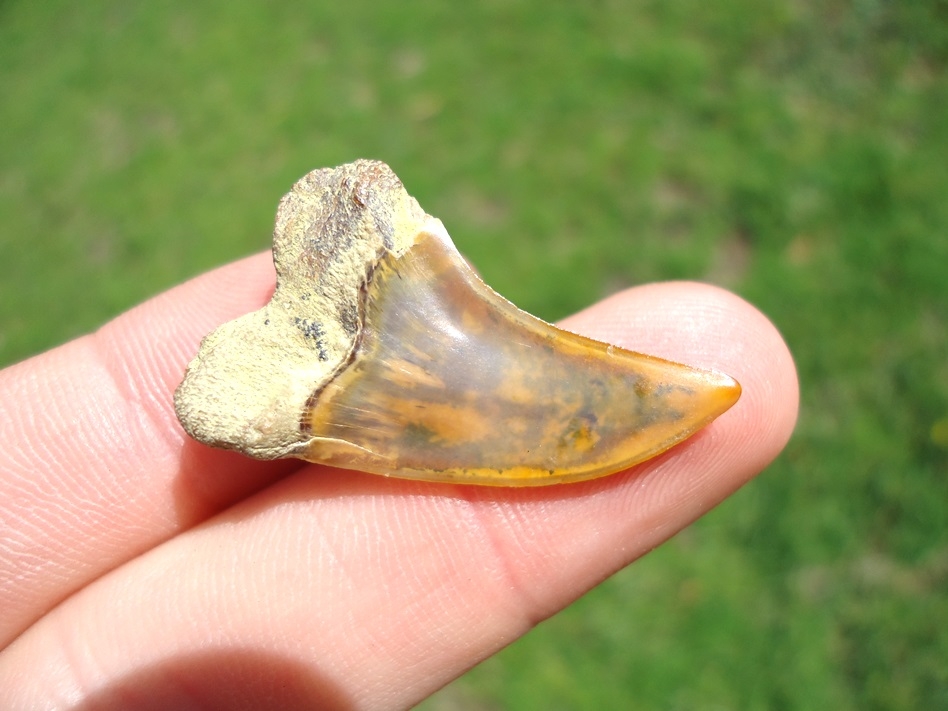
left=0, top=253, right=797, bottom=710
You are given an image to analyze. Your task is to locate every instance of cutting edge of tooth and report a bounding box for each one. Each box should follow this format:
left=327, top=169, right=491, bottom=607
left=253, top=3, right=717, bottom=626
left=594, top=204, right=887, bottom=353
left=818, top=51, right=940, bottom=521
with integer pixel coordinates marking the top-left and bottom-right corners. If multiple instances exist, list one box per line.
left=294, top=223, right=741, bottom=485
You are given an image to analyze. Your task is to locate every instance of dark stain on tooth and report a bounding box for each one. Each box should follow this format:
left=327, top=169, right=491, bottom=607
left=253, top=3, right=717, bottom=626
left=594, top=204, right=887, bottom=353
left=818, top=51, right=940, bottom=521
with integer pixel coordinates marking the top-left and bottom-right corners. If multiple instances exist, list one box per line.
left=339, top=302, right=360, bottom=336
left=351, top=181, right=368, bottom=208
left=294, top=317, right=329, bottom=361
left=403, top=422, right=439, bottom=446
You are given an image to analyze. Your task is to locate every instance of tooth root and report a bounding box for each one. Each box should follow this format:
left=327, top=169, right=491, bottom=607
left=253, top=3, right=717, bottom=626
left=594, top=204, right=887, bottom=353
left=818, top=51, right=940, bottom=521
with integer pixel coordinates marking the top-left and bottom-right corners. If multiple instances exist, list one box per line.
left=174, top=160, right=740, bottom=486
left=302, top=226, right=740, bottom=486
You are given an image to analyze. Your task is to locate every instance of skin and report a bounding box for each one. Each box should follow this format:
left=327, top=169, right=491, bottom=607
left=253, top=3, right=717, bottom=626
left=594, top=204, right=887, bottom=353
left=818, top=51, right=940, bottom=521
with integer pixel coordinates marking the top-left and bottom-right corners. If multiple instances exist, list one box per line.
left=0, top=252, right=798, bottom=710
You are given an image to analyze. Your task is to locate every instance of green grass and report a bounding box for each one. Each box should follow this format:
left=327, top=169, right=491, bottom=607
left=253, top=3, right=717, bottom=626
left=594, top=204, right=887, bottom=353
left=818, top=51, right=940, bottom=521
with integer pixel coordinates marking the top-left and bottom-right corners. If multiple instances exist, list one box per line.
left=2, top=1, right=946, bottom=708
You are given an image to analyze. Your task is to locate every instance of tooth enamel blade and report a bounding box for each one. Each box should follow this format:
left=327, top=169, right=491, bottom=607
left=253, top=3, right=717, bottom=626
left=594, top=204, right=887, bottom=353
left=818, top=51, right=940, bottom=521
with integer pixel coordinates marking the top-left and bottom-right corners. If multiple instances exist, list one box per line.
left=301, top=225, right=740, bottom=485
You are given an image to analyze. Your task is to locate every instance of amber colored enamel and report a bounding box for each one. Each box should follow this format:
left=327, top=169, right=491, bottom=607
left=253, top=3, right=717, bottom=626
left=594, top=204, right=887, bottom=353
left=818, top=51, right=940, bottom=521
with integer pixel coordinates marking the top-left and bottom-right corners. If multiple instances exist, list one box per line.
left=301, top=229, right=740, bottom=485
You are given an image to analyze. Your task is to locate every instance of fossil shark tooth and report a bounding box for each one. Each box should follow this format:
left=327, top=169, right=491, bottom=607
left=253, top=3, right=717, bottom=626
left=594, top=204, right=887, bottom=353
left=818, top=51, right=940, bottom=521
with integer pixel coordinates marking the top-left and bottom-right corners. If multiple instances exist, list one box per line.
left=174, top=160, right=740, bottom=486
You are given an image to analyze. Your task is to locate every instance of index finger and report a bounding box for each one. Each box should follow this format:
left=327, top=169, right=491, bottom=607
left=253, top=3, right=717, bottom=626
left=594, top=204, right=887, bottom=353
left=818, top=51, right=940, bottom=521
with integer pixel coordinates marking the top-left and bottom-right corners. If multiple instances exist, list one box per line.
left=0, top=252, right=300, bottom=647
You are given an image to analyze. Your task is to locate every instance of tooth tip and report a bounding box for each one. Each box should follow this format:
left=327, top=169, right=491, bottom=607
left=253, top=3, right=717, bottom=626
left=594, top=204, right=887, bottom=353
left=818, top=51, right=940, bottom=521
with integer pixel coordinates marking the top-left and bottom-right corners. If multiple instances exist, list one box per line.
left=694, top=369, right=742, bottom=421
left=713, top=371, right=742, bottom=405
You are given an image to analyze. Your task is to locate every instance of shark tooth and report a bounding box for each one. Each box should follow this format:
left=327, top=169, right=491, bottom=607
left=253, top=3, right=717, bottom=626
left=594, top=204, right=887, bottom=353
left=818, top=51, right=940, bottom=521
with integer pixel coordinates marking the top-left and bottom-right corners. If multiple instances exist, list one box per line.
left=174, top=160, right=740, bottom=486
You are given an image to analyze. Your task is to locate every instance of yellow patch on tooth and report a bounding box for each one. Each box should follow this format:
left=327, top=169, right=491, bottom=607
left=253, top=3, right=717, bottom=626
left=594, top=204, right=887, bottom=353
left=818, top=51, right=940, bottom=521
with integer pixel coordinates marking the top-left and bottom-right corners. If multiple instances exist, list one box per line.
left=497, top=370, right=535, bottom=406
left=383, top=359, right=445, bottom=391
left=461, top=308, right=485, bottom=336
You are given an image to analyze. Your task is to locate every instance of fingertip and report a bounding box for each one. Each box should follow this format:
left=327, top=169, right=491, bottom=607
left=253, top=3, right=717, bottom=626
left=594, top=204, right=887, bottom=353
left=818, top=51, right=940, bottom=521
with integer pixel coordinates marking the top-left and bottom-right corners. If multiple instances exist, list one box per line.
left=561, top=281, right=799, bottom=478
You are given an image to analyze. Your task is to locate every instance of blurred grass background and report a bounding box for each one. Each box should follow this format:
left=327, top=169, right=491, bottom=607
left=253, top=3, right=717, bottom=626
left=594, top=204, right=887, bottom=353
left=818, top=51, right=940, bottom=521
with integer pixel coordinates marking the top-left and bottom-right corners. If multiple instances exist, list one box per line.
left=1, top=1, right=946, bottom=708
